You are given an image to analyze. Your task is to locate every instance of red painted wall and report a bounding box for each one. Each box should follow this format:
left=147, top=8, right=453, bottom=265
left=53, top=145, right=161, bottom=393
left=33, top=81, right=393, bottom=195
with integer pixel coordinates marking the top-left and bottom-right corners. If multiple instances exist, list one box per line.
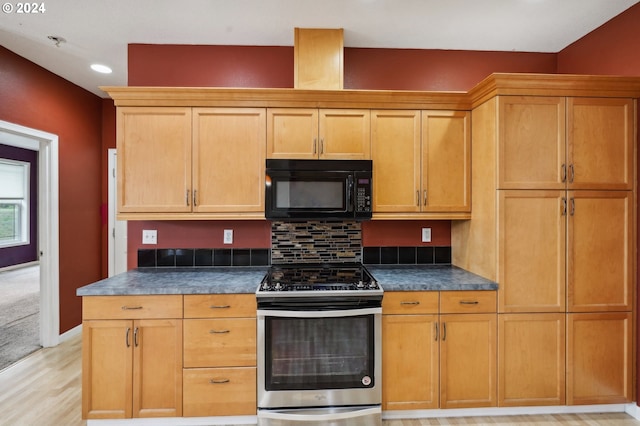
left=0, top=46, right=103, bottom=333
left=101, top=100, right=116, bottom=277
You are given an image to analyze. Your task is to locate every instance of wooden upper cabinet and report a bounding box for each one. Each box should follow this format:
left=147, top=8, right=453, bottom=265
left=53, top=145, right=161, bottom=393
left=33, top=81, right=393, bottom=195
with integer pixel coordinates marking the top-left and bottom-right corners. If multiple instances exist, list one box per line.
left=498, top=96, right=566, bottom=190
left=371, top=110, right=470, bottom=217
left=267, top=108, right=319, bottom=159
left=498, top=96, right=633, bottom=190
left=267, top=108, right=370, bottom=160
left=422, top=111, right=471, bottom=212
left=294, top=28, right=343, bottom=90
left=568, top=97, right=634, bottom=190
left=117, top=107, right=192, bottom=213
left=319, top=109, right=371, bottom=159
left=567, top=191, right=633, bottom=312
left=192, top=108, right=266, bottom=213
left=371, top=110, right=421, bottom=212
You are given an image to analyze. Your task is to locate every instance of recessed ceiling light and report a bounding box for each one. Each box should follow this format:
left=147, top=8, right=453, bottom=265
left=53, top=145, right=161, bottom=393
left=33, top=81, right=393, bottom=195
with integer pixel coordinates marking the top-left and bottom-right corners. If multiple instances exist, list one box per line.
left=90, top=64, right=112, bottom=74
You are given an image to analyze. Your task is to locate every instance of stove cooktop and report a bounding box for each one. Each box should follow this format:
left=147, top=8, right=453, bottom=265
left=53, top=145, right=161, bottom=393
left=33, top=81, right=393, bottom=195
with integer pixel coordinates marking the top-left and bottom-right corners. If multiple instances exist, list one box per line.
left=257, top=263, right=382, bottom=297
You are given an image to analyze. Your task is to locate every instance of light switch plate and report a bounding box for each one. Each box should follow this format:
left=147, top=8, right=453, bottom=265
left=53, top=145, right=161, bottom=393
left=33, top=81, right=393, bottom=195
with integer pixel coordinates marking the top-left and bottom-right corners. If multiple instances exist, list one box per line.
left=421, top=227, right=432, bottom=243
left=223, top=229, right=233, bottom=244
left=142, top=229, right=157, bottom=245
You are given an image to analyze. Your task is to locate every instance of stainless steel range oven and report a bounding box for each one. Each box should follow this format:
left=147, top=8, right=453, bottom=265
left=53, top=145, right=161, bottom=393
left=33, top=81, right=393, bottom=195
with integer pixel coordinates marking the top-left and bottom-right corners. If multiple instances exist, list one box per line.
left=256, top=263, right=383, bottom=426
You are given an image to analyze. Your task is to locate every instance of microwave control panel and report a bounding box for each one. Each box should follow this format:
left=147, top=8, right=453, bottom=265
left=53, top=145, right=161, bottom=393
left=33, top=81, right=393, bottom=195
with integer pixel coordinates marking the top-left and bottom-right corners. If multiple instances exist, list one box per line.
left=356, top=178, right=372, bottom=212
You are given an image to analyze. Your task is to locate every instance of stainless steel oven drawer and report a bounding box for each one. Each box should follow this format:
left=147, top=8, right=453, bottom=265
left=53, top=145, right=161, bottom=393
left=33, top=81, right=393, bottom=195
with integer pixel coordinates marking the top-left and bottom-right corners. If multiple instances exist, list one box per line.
left=257, top=405, right=381, bottom=426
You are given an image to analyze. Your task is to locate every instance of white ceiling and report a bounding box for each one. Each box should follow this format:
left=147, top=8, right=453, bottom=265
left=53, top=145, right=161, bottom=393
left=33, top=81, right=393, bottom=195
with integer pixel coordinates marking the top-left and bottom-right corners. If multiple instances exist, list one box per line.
left=1, top=0, right=638, bottom=98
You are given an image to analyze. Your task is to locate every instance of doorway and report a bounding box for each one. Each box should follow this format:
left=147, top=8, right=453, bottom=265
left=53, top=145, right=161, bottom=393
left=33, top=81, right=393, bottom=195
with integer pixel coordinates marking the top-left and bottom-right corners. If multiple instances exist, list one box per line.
left=108, top=149, right=127, bottom=276
left=0, top=120, right=59, bottom=348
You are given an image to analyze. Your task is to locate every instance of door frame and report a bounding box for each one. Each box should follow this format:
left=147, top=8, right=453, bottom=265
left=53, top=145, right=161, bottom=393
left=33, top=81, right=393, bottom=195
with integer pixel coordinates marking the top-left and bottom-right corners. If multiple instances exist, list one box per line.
left=0, top=120, right=59, bottom=347
left=108, top=149, right=127, bottom=276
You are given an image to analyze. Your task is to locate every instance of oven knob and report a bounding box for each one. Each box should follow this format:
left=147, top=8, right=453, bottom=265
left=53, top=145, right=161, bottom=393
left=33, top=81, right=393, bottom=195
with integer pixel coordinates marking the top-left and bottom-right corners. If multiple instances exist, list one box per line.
left=357, top=281, right=365, bottom=289
left=369, top=281, right=378, bottom=289
left=274, top=282, right=282, bottom=290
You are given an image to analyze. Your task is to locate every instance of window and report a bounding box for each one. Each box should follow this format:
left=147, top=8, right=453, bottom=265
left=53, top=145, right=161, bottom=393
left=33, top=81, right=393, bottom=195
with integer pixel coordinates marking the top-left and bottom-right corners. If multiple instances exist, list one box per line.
left=0, top=159, right=30, bottom=248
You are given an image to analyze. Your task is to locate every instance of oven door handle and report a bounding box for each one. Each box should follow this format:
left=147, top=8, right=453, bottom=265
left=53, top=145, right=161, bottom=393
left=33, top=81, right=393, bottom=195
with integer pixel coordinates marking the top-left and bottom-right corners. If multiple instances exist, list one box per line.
left=258, top=406, right=380, bottom=422
left=257, top=307, right=381, bottom=318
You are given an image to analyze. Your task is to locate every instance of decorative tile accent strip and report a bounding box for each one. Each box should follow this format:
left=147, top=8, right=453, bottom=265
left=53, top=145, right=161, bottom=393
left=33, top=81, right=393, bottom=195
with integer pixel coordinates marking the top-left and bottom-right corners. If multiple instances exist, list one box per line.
left=137, top=248, right=270, bottom=268
left=363, top=246, right=452, bottom=265
left=271, top=221, right=362, bottom=264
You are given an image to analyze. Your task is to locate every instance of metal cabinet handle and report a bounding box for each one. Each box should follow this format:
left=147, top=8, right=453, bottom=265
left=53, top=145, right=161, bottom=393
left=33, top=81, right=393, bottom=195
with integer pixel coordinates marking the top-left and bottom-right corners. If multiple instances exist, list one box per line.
left=121, top=306, right=143, bottom=310
left=209, top=305, right=231, bottom=309
left=570, top=197, right=575, bottom=216
left=313, top=138, right=317, bottom=155
left=416, top=190, right=420, bottom=207
left=459, top=300, right=479, bottom=305
left=561, top=164, right=567, bottom=183
left=442, top=322, right=447, bottom=341
left=561, top=197, right=567, bottom=216
left=186, top=189, right=190, bottom=206
left=423, top=190, right=427, bottom=206
left=125, top=327, right=131, bottom=348
left=400, top=301, right=420, bottom=305
left=209, top=329, right=230, bottom=334
left=320, top=139, right=324, bottom=155
left=435, top=322, right=439, bottom=341
left=134, top=327, right=139, bottom=347
left=193, top=189, right=197, bottom=207
left=568, top=164, right=575, bottom=183
left=209, top=378, right=230, bottom=384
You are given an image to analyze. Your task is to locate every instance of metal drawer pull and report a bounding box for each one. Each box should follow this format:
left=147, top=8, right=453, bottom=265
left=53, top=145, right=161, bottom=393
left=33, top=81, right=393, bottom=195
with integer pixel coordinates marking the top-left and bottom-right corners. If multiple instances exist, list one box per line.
left=400, top=301, right=420, bottom=305
left=121, top=305, right=143, bottom=310
left=209, top=378, right=230, bottom=384
left=209, top=329, right=230, bottom=334
left=459, top=300, right=479, bottom=305
left=209, top=305, right=231, bottom=309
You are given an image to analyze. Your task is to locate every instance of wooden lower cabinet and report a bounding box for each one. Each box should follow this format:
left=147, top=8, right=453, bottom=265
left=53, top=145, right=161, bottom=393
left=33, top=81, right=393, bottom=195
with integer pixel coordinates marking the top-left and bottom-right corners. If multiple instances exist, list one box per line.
left=82, top=318, right=183, bottom=419
left=183, top=294, right=257, bottom=417
left=382, top=313, right=439, bottom=410
left=567, top=312, right=633, bottom=405
left=382, top=291, right=497, bottom=410
left=183, top=367, right=257, bottom=416
left=498, top=313, right=565, bottom=406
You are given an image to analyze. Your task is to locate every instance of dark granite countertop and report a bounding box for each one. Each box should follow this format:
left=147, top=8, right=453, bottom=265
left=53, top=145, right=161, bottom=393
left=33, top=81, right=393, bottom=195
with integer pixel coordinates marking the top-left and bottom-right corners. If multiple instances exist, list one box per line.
left=76, top=264, right=497, bottom=297
left=366, top=264, right=497, bottom=291
left=76, top=267, right=267, bottom=296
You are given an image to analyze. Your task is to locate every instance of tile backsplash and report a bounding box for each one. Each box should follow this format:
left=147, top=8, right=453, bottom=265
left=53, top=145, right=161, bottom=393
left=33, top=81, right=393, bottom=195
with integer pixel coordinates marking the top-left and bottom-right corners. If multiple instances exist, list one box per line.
left=363, top=246, right=451, bottom=265
left=271, top=220, right=362, bottom=264
left=137, top=248, right=270, bottom=268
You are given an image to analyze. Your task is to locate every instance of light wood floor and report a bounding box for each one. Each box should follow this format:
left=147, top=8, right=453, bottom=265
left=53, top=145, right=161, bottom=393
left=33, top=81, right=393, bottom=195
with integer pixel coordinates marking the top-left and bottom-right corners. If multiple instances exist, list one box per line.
left=0, top=333, right=639, bottom=425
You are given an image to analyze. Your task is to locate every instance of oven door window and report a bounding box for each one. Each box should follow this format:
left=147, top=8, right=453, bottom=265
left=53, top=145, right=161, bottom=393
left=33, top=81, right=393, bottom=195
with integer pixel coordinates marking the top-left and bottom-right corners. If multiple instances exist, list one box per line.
left=264, top=315, right=375, bottom=391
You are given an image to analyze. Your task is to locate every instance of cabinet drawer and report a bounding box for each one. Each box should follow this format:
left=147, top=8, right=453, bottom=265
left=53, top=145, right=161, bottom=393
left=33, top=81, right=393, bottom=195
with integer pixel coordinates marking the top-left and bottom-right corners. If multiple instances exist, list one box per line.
left=183, top=367, right=256, bottom=417
left=184, top=294, right=256, bottom=318
left=440, top=291, right=496, bottom=313
left=82, top=295, right=183, bottom=319
left=184, top=318, right=256, bottom=368
left=383, top=292, right=438, bottom=315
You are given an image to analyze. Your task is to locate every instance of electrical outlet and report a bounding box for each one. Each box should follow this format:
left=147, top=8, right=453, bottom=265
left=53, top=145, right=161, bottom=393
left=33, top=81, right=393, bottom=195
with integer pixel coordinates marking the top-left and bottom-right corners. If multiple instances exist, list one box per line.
left=142, top=229, right=157, bottom=245
left=421, top=227, right=432, bottom=243
left=223, top=229, right=233, bottom=244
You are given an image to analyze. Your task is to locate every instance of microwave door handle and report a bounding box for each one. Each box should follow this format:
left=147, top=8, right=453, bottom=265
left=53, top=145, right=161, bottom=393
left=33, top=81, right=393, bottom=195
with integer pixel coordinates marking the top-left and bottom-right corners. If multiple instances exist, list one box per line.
left=347, top=175, right=354, bottom=212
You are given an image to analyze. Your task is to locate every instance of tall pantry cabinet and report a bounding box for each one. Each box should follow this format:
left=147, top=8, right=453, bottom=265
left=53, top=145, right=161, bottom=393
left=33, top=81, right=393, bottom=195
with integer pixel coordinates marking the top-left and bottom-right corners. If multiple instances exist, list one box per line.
left=451, top=74, right=638, bottom=407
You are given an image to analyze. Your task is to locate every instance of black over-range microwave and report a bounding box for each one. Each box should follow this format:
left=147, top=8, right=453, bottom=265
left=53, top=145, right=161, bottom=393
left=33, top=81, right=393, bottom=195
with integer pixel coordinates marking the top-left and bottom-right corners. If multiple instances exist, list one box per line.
left=265, top=159, right=372, bottom=220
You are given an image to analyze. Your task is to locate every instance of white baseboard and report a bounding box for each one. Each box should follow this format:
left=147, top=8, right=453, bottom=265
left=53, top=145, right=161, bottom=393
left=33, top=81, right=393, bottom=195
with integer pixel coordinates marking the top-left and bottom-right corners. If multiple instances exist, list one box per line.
left=87, top=415, right=257, bottom=425
left=382, top=403, right=637, bottom=420
left=59, top=323, right=82, bottom=342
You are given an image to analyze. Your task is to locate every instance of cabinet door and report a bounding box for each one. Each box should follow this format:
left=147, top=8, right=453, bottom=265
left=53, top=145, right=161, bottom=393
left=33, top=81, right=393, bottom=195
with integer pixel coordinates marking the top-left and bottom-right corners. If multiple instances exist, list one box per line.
left=568, top=98, right=634, bottom=190
left=567, top=312, right=632, bottom=405
left=498, top=314, right=565, bottom=407
left=192, top=108, right=266, bottom=212
left=319, top=109, right=370, bottom=159
left=371, top=110, right=421, bottom=212
left=82, top=320, right=133, bottom=419
left=132, top=319, right=183, bottom=418
left=439, top=314, right=496, bottom=408
left=382, top=314, right=438, bottom=410
left=422, top=111, right=471, bottom=212
left=498, top=96, right=566, bottom=190
left=498, top=191, right=566, bottom=312
left=567, top=191, right=633, bottom=312
left=117, top=107, right=192, bottom=213
left=266, top=108, right=319, bottom=159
